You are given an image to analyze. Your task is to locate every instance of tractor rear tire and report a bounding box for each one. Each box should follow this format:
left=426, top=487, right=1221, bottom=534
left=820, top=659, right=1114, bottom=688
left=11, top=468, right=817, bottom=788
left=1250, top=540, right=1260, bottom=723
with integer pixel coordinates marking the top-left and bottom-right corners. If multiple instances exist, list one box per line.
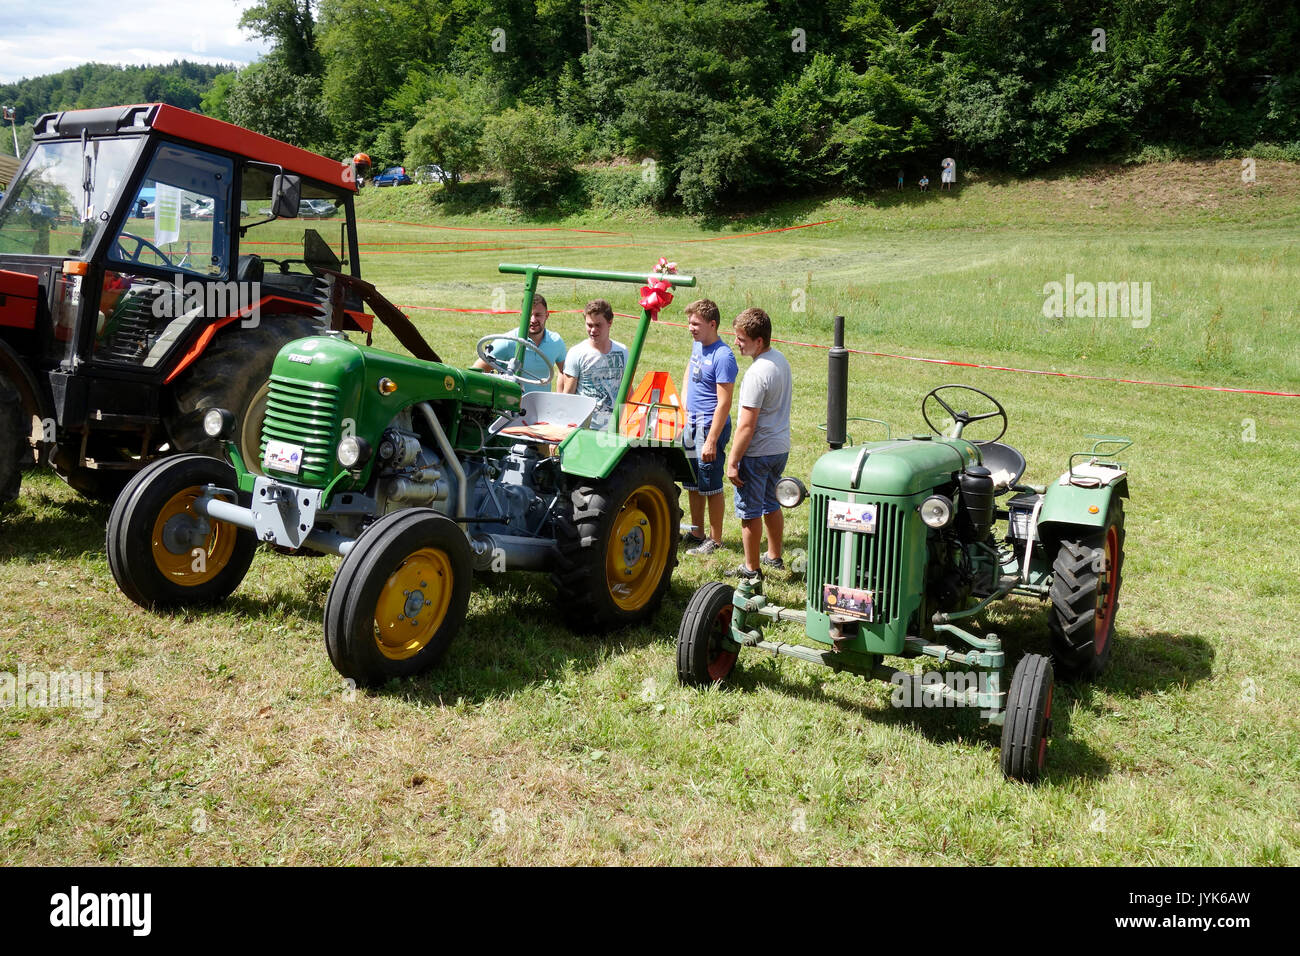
left=106, top=454, right=257, bottom=608
left=166, top=314, right=325, bottom=469
left=1000, top=653, right=1054, bottom=783
left=324, top=508, right=472, bottom=686
left=0, top=370, right=22, bottom=505
left=1048, top=498, right=1125, bottom=682
left=551, top=454, right=681, bottom=634
left=677, top=581, right=740, bottom=685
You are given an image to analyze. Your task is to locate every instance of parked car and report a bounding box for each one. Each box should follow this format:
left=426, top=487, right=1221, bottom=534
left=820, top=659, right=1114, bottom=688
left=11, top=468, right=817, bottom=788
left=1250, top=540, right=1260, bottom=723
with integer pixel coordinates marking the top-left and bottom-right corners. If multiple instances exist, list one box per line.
left=412, top=164, right=450, bottom=184
left=372, top=165, right=412, bottom=187
left=299, top=198, right=338, bottom=217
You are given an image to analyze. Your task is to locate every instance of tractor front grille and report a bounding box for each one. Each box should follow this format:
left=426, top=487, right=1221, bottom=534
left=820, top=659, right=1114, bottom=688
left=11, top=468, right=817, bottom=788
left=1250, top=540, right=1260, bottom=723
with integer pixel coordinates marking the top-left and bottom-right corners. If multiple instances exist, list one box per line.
left=807, top=491, right=908, bottom=624
left=260, top=375, right=343, bottom=486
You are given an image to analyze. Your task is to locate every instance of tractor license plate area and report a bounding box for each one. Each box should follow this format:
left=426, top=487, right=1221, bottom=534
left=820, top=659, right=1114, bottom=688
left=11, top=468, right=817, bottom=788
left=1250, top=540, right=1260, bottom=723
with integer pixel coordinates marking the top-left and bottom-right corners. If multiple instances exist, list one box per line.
left=823, top=584, right=874, bottom=621
left=251, top=477, right=322, bottom=550
left=263, top=439, right=305, bottom=475
left=826, top=500, right=877, bottom=533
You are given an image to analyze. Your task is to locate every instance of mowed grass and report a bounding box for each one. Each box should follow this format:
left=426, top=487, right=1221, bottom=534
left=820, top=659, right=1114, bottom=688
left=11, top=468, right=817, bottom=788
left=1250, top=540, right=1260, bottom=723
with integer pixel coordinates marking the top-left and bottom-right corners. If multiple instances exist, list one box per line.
left=1, top=160, right=1297, bottom=865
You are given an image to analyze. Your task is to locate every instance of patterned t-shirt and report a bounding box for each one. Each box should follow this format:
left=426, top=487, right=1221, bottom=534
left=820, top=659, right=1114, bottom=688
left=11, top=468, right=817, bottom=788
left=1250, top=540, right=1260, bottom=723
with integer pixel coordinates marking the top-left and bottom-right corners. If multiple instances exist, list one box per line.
left=563, top=338, right=628, bottom=429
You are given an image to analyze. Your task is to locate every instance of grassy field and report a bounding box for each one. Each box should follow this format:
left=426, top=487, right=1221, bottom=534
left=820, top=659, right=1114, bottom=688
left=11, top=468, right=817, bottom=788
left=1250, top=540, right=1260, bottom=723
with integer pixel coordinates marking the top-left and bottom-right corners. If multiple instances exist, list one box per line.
left=1, top=160, right=1298, bottom=864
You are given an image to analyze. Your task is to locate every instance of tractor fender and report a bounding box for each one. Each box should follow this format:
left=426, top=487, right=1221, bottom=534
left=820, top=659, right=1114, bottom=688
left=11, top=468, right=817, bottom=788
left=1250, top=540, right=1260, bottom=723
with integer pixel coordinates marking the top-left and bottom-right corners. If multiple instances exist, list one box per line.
left=559, top=427, right=695, bottom=484
left=0, top=336, right=54, bottom=436
left=1035, top=472, right=1129, bottom=540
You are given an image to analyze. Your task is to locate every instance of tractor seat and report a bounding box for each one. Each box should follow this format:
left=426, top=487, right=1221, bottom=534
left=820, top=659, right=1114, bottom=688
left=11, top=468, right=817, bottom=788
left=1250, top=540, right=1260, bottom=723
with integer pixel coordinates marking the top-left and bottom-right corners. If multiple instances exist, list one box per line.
left=488, top=390, right=599, bottom=445
left=236, top=254, right=264, bottom=283
left=977, top=441, right=1027, bottom=492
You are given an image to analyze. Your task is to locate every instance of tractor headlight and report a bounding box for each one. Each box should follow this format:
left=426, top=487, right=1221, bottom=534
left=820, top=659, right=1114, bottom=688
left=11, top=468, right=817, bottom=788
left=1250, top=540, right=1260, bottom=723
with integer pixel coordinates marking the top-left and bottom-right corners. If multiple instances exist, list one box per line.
left=920, top=494, right=954, bottom=529
left=337, top=436, right=372, bottom=468
left=775, top=476, right=808, bottom=508
left=202, top=408, right=236, bottom=440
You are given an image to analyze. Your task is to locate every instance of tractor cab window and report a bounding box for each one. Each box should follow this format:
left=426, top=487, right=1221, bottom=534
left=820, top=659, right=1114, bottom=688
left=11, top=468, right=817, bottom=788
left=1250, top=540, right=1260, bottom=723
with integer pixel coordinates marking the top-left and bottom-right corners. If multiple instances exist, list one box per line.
left=109, top=143, right=234, bottom=277
left=0, top=137, right=138, bottom=256
left=238, top=165, right=349, bottom=298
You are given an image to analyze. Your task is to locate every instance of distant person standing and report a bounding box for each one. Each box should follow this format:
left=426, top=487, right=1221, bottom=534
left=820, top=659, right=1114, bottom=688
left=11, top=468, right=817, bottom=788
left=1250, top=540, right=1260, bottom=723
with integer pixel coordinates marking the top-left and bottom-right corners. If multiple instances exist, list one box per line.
left=559, top=298, right=627, bottom=430
left=897, top=170, right=905, bottom=190
left=472, top=293, right=566, bottom=394
left=941, top=157, right=957, bottom=191
left=919, top=175, right=930, bottom=192
left=725, top=307, right=792, bottom=580
left=680, top=299, right=738, bottom=557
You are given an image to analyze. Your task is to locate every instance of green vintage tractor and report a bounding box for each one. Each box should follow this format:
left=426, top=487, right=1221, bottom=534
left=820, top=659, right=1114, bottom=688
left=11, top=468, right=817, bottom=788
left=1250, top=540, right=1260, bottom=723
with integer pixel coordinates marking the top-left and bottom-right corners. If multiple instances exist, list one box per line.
left=676, top=318, right=1131, bottom=782
left=106, top=263, right=697, bottom=684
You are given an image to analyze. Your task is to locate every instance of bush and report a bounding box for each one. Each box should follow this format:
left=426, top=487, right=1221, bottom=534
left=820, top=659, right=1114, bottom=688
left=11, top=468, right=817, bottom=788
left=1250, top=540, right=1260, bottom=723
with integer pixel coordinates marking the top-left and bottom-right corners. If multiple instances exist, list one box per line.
left=480, top=105, right=576, bottom=208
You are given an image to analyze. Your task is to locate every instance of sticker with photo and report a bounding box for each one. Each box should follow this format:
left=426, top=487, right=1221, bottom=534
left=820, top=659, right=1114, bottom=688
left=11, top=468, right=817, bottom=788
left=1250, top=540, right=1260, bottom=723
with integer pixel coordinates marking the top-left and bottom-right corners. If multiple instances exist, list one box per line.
left=827, top=500, right=877, bottom=533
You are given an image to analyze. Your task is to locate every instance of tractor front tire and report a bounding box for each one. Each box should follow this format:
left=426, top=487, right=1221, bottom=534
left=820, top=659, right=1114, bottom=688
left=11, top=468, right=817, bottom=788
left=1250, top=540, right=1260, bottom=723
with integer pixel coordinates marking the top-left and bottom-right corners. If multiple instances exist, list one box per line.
left=106, top=454, right=257, bottom=608
left=166, top=314, right=325, bottom=468
left=677, top=581, right=740, bottom=686
left=1048, top=499, right=1125, bottom=682
left=0, top=370, right=22, bottom=505
left=551, top=454, right=681, bottom=634
left=324, top=509, right=472, bottom=686
left=1000, top=653, right=1054, bottom=783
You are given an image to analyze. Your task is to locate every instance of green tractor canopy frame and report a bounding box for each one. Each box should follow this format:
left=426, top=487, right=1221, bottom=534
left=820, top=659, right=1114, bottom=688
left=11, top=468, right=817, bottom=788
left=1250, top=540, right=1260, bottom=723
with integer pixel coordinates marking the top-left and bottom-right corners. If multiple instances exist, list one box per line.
left=677, top=316, right=1132, bottom=783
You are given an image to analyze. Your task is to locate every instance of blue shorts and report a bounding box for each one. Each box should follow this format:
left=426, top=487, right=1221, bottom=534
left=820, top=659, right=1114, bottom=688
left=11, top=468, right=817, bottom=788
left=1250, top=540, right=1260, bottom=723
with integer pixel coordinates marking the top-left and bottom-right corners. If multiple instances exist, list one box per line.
left=682, top=416, right=730, bottom=496
left=734, top=452, right=789, bottom=520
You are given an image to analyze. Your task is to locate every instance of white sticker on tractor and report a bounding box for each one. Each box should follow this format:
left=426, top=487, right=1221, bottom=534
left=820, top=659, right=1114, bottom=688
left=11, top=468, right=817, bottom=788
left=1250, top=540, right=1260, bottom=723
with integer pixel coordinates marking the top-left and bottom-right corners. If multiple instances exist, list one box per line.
left=827, top=500, right=877, bottom=533
left=264, top=440, right=304, bottom=474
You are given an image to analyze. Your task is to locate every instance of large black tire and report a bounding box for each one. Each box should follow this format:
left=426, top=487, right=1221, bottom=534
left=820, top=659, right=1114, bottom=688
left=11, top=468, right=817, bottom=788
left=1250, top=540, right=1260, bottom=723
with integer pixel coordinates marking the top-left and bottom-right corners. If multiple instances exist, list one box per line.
left=166, top=314, right=325, bottom=467
left=551, top=453, right=682, bottom=634
left=1048, top=498, right=1125, bottom=682
left=0, top=369, right=22, bottom=504
left=1000, top=653, right=1054, bottom=783
left=324, top=508, right=472, bottom=686
left=676, top=581, right=740, bottom=686
left=106, top=454, right=258, bottom=608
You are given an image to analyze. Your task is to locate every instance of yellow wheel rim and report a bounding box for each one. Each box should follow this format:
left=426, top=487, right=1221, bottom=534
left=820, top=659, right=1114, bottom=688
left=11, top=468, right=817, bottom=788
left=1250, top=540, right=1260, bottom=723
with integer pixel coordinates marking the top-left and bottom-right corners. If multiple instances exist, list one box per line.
left=240, top=380, right=270, bottom=477
left=604, top=483, right=672, bottom=612
left=373, top=548, right=453, bottom=661
left=150, top=485, right=237, bottom=586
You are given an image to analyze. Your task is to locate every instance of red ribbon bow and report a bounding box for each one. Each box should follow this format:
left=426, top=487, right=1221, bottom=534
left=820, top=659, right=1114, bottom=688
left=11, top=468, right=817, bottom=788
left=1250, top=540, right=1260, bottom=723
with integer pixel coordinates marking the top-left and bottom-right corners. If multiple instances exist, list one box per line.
left=639, top=257, right=678, bottom=318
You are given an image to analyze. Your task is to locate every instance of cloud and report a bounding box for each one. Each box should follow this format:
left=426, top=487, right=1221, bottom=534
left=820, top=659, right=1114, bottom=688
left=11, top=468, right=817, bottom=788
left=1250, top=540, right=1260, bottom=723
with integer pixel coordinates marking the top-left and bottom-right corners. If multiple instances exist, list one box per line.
left=0, top=0, right=271, bottom=83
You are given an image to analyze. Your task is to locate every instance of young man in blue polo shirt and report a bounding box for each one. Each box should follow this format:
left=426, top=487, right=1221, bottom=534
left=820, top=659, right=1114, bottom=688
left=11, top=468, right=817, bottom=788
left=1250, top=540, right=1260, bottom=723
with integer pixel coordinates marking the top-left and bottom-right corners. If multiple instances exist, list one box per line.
left=726, top=307, right=792, bottom=580
left=473, top=293, right=566, bottom=393
left=680, top=299, right=737, bottom=556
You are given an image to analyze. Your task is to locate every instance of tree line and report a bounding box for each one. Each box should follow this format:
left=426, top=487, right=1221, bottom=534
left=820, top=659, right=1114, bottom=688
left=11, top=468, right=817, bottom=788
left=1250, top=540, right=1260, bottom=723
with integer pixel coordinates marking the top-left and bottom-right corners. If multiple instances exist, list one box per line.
left=6, top=2, right=1299, bottom=212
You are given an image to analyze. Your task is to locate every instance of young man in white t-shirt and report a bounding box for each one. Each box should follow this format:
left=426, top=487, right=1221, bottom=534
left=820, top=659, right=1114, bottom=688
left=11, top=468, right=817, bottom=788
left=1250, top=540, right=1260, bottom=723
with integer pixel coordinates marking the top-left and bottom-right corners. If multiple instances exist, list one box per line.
left=559, top=298, right=627, bottom=430
left=725, top=307, right=792, bottom=581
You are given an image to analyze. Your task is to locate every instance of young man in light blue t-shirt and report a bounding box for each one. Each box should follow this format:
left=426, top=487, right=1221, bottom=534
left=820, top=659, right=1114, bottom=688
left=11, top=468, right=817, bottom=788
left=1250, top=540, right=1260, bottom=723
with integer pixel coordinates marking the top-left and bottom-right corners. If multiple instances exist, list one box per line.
left=472, top=293, right=566, bottom=394
left=681, top=298, right=737, bottom=557
left=559, top=298, right=627, bottom=430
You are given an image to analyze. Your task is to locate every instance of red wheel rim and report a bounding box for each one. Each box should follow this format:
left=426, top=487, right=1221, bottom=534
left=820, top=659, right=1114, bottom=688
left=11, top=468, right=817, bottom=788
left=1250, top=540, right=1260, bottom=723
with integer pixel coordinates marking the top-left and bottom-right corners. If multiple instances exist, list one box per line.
left=1094, top=526, right=1120, bottom=655
left=707, top=603, right=736, bottom=681
left=1037, top=683, right=1053, bottom=769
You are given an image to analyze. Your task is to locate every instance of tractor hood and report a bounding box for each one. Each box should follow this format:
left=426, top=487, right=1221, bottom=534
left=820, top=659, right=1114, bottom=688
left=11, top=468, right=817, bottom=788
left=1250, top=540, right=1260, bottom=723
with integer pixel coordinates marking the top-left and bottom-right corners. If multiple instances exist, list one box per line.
left=811, top=436, right=980, bottom=495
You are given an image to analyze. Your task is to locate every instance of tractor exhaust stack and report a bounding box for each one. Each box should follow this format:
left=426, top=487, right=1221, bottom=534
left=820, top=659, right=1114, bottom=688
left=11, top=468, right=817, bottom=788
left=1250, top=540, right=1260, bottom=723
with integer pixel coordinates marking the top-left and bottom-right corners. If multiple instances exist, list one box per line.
left=827, top=315, right=848, bottom=449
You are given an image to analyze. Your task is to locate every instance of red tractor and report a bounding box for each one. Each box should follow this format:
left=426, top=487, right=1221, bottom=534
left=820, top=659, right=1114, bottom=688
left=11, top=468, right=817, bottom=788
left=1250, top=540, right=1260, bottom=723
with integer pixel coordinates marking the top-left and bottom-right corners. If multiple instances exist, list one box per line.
left=0, top=104, right=372, bottom=503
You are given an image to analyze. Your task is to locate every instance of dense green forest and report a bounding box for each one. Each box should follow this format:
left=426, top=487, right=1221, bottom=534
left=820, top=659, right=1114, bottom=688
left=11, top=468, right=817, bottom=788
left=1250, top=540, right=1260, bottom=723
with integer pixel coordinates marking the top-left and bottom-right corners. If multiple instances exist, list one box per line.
left=4, top=1, right=1298, bottom=212
left=0, top=62, right=234, bottom=156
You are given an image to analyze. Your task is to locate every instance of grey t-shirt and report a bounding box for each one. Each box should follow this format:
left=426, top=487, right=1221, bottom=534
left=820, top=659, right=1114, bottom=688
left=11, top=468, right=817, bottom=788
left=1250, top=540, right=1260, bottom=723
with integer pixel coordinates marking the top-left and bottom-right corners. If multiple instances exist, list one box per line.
left=564, top=338, right=628, bottom=429
left=738, top=347, right=792, bottom=456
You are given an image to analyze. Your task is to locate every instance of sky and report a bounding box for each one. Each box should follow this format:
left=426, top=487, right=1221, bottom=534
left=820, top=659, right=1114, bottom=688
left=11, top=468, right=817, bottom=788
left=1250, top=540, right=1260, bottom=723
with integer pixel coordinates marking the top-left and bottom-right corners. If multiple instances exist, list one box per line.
left=0, top=0, right=271, bottom=84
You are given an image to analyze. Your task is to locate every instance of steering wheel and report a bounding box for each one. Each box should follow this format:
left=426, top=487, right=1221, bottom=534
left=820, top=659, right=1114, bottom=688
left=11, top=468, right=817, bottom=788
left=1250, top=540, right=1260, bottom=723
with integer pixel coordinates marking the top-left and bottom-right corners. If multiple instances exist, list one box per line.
left=115, top=231, right=174, bottom=267
left=262, top=257, right=310, bottom=274
left=475, top=334, right=554, bottom=388
left=922, top=384, right=1008, bottom=443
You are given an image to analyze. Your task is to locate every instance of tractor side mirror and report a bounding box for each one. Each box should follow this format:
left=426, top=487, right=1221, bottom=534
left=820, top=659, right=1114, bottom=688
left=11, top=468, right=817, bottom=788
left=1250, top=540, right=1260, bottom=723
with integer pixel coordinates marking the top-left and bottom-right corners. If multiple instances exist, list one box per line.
left=271, top=174, right=301, bottom=218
